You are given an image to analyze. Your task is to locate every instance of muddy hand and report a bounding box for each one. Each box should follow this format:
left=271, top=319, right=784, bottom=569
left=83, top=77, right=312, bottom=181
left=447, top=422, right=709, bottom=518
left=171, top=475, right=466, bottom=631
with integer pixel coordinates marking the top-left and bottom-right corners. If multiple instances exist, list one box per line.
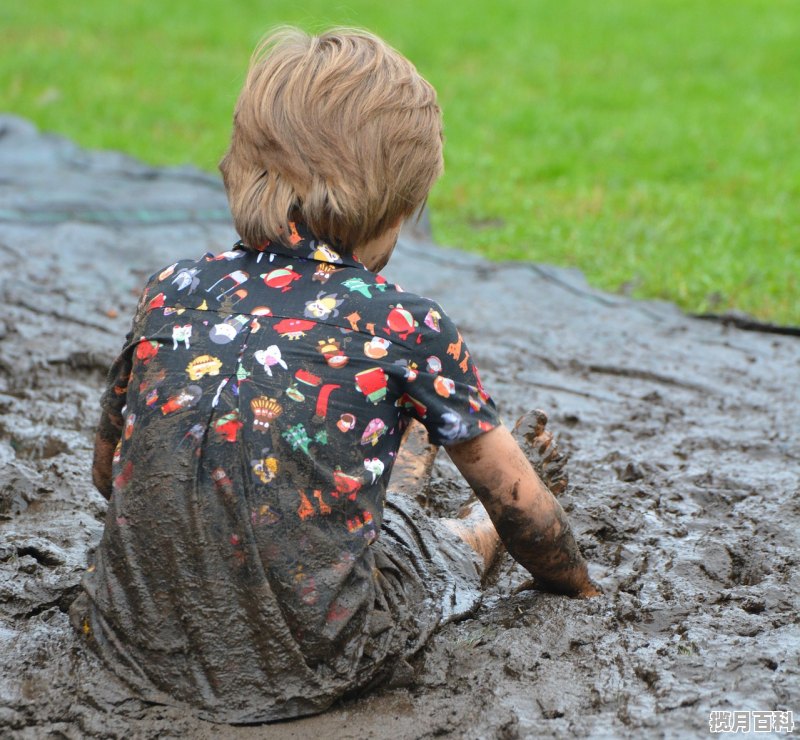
left=512, top=410, right=569, bottom=496
left=512, top=575, right=603, bottom=599
left=574, top=579, right=603, bottom=598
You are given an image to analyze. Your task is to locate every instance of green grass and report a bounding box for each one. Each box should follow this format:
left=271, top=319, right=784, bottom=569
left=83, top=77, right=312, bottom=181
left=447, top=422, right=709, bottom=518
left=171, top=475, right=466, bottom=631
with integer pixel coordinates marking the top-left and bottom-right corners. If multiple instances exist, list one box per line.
left=2, top=0, right=798, bottom=324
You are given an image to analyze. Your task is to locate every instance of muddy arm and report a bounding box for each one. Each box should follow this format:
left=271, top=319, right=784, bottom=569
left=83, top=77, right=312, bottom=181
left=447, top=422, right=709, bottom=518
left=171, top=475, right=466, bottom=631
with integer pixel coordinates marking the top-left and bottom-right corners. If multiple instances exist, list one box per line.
left=446, top=425, right=599, bottom=598
left=92, top=410, right=123, bottom=500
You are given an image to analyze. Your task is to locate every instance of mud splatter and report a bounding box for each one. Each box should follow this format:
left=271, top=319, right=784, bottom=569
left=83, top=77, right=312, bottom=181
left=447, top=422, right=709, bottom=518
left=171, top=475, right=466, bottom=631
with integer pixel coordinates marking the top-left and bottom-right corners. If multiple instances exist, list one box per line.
left=0, top=115, right=798, bottom=737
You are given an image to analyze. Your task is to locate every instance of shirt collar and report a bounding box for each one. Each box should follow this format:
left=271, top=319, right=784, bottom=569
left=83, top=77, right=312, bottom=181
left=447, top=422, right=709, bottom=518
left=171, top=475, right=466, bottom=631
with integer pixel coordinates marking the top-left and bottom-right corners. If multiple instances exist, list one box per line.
left=234, top=220, right=365, bottom=270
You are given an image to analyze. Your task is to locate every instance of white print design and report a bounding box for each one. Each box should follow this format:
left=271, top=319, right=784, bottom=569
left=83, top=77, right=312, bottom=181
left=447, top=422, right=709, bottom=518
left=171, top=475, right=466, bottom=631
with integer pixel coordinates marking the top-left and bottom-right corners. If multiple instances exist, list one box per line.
left=363, top=457, right=385, bottom=483
left=205, top=270, right=249, bottom=298
left=172, top=324, right=192, bottom=350
left=254, top=345, right=288, bottom=377
left=212, top=378, right=228, bottom=408
left=172, top=267, right=201, bottom=293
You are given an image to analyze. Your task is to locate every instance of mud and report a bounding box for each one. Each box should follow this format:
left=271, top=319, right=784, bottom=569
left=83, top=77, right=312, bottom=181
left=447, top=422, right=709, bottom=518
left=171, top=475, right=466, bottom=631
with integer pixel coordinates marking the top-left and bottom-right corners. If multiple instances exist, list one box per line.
left=1, top=114, right=798, bottom=738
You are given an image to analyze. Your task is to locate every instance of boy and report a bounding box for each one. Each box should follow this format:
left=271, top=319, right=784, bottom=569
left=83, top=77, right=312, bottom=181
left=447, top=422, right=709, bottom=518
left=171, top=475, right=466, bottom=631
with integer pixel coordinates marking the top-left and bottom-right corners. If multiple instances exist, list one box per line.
left=71, top=27, right=598, bottom=723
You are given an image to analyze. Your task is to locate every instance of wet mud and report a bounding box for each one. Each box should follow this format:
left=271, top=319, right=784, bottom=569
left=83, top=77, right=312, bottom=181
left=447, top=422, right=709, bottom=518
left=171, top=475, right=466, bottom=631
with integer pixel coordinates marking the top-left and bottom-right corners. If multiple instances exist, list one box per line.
left=1, top=114, right=798, bottom=737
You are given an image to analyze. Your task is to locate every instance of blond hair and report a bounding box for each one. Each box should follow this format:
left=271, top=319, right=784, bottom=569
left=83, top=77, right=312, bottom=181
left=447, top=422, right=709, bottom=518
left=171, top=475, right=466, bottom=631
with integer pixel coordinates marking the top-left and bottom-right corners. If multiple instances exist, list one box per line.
left=219, top=27, right=443, bottom=252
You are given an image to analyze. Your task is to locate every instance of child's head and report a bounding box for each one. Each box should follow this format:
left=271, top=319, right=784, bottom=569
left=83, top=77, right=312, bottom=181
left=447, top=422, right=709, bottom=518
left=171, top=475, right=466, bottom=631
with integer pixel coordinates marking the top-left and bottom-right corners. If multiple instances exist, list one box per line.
left=220, top=27, right=443, bottom=253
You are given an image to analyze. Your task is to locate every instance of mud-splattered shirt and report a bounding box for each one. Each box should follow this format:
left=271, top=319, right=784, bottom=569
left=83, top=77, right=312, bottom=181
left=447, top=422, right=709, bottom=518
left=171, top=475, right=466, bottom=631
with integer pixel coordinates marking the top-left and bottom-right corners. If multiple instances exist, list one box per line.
left=80, top=223, right=500, bottom=721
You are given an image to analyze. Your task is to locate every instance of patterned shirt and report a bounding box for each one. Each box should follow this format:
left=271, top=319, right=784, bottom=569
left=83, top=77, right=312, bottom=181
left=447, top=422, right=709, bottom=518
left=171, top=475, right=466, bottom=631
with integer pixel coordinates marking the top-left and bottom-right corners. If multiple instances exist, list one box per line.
left=82, top=222, right=500, bottom=718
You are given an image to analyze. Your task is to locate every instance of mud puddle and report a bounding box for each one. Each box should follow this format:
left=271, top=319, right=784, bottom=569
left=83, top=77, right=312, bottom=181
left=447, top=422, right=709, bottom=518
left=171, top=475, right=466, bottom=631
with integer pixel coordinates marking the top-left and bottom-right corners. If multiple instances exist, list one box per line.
left=1, top=115, right=798, bottom=738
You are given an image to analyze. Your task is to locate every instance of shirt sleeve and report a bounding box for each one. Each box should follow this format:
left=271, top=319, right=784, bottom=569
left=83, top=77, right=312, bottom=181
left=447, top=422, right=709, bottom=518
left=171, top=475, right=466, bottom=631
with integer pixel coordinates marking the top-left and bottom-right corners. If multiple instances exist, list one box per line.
left=394, top=301, right=501, bottom=447
left=99, top=279, right=153, bottom=420
left=99, top=332, right=136, bottom=422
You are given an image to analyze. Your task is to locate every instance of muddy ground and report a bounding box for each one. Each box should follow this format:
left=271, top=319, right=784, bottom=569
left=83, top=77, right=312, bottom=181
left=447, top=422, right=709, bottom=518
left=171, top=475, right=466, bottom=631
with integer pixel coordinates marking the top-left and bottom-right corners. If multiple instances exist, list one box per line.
left=0, top=114, right=798, bottom=738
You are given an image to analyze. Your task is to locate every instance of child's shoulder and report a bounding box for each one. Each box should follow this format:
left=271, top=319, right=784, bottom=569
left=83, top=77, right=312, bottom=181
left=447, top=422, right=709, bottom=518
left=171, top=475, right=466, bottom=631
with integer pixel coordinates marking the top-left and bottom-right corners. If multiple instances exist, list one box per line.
left=332, top=266, right=442, bottom=313
left=136, top=247, right=251, bottom=307
left=325, top=269, right=453, bottom=352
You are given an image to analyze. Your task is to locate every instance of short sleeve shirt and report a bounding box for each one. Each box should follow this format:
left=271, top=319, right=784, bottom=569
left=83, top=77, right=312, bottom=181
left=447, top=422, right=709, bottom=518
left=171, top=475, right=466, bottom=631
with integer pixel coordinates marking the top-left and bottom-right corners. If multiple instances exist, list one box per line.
left=82, top=222, right=500, bottom=719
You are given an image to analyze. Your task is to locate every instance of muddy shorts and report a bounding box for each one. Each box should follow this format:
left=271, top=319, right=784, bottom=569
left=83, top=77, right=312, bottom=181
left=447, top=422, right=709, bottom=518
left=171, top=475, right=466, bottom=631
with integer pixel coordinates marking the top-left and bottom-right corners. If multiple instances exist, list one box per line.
left=380, top=493, right=484, bottom=623
left=350, top=492, right=485, bottom=693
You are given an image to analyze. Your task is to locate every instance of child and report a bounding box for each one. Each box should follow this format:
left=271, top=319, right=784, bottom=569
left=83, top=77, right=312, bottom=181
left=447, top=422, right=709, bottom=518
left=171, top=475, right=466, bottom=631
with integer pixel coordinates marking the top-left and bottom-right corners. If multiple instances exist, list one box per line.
left=71, top=27, right=598, bottom=723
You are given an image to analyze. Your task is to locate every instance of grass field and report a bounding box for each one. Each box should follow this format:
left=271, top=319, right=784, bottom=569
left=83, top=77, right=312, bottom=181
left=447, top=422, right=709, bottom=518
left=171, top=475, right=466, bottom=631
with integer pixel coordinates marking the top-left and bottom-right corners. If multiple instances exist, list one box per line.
left=2, top=1, right=798, bottom=324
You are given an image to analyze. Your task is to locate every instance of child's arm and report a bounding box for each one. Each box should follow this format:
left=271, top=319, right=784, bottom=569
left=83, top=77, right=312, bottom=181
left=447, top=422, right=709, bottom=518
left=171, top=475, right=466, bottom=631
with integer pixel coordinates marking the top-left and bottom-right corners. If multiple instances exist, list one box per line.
left=446, top=425, right=599, bottom=598
left=92, top=410, right=123, bottom=500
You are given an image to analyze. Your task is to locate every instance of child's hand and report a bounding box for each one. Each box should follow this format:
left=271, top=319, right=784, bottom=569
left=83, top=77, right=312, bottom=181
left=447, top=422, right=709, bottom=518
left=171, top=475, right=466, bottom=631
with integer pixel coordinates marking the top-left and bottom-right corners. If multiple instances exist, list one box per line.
left=573, top=578, right=603, bottom=599
left=512, top=572, right=603, bottom=599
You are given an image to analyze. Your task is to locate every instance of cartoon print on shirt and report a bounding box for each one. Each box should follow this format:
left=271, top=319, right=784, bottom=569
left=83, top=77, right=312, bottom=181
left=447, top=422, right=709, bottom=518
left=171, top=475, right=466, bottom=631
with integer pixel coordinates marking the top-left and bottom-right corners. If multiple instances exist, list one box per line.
left=113, top=461, right=134, bottom=491
left=309, top=243, right=342, bottom=263
left=446, top=331, right=463, bottom=360
left=147, top=292, right=166, bottom=311
left=384, top=304, right=419, bottom=342
left=312, top=263, right=340, bottom=283
left=296, top=489, right=332, bottom=519
left=446, top=330, right=471, bottom=372
left=360, top=418, right=387, bottom=446
left=262, top=265, right=301, bottom=292
left=172, top=324, right=192, bottom=350
left=304, top=292, right=344, bottom=321
left=251, top=396, right=283, bottom=432
left=123, top=413, right=136, bottom=440
left=317, top=338, right=348, bottom=368
left=337, top=413, right=356, bottom=432
left=364, top=336, right=391, bottom=359
left=313, top=489, right=332, bottom=515
left=282, top=423, right=313, bottom=454
left=396, top=393, right=427, bottom=419
left=426, top=355, right=442, bottom=373
left=354, top=367, right=388, bottom=404
left=136, top=339, right=159, bottom=364
left=437, top=411, right=470, bottom=444
left=424, top=308, right=442, bottom=332
left=332, top=466, right=362, bottom=501
left=186, top=354, right=222, bottom=380
left=434, top=375, right=456, bottom=398
left=218, top=288, right=249, bottom=311
left=251, top=503, right=282, bottom=527
left=163, top=305, right=187, bottom=318
left=295, top=368, right=322, bottom=392
left=347, top=511, right=376, bottom=541
left=285, top=381, right=305, bottom=403
left=394, top=359, right=419, bottom=381
left=363, top=457, right=384, bottom=483
left=251, top=451, right=279, bottom=484
left=158, top=263, right=178, bottom=282
left=205, top=270, right=249, bottom=298
left=345, top=311, right=363, bottom=332
left=254, top=345, right=288, bottom=376
left=235, top=362, right=251, bottom=384
left=341, top=276, right=387, bottom=299
left=179, top=423, right=206, bottom=452
left=209, top=314, right=249, bottom=344
left=286, top=221, right=302, bottom=245
left=214, top=410, right=243, bottom=442
left=211, top=466, right=234, bottom=502
left=172, top=267, right=201, bottom=293
left=273, top=318, right=316, bottom=340
left=297, top=490, right=315, bottom=520
left=211, top=377, right=228, bottom=408
left=161, top=384, right=202, bottom=414
left=207, top=249, right=246, bottom=262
